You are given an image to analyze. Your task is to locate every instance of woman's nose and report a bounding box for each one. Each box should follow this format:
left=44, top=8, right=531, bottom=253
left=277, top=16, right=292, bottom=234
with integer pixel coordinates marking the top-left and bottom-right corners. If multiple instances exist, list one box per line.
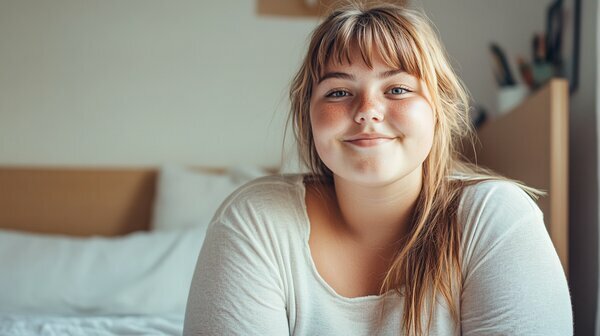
left=354, top=95, right=384, bottom=124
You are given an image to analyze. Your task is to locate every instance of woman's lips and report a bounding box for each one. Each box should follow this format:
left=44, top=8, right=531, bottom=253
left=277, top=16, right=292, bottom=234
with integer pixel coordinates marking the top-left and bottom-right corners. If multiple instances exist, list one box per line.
left=344, top=137, right=395, bottom=147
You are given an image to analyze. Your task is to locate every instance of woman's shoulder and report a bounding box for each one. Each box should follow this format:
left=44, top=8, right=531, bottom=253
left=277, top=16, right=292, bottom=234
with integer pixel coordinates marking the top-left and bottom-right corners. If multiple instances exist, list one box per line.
left=453, top=178, right=571, bottom=334
left=456, top=178, right=546, bottom=261
left=455, top=177, right=545, bottom=250
left=457, top=178, right=541, bottom=216
left=209, top=173, right=308, bottom=232
left=219, top=173, right=305, bottom=207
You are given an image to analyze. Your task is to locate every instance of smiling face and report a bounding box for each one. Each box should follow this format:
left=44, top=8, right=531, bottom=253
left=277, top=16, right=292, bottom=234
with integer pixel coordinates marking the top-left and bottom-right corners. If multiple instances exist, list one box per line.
left=309, top=52, right=435, bottom=187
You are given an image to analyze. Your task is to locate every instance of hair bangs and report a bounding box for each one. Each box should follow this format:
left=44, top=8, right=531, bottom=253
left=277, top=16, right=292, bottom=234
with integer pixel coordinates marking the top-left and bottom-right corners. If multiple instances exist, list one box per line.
left=310, top=9, right=426, bottom=84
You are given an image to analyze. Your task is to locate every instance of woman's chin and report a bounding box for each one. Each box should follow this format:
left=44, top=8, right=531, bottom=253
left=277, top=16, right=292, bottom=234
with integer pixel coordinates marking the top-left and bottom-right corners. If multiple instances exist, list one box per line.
left=334, top=170, right=403, bottom=187
left=331, top=163, right=423, bottom=188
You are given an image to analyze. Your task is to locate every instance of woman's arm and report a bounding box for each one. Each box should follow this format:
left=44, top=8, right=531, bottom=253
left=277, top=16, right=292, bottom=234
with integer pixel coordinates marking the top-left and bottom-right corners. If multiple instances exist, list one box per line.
left=183, top=218, right=289, bottom=335
left=460, top=182, right=572, bottom=336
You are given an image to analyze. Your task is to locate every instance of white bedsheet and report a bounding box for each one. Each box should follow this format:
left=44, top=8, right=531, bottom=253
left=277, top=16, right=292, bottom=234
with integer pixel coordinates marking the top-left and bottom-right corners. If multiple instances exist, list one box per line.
left=0, top=315, right=183, bottom=336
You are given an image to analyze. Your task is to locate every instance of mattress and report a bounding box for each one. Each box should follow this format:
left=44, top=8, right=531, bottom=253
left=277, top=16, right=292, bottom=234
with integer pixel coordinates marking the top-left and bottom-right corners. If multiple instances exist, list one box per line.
left=0, top=314, right=183, bottom=336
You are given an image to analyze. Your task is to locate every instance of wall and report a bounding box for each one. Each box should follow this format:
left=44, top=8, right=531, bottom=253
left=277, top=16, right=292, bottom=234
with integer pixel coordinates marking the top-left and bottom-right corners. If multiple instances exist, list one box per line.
left=0, top=0, right=317, bottom=168
left=0, top=1, right=556, bottom=169
left=597, top=2, right=600, bottom=332
left=569, top=0, right=599, bottom=334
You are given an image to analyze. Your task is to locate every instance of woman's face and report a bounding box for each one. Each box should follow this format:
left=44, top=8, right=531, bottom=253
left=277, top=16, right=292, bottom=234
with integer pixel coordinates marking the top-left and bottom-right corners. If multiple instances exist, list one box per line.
left=309, top=52, right=435, bottom=186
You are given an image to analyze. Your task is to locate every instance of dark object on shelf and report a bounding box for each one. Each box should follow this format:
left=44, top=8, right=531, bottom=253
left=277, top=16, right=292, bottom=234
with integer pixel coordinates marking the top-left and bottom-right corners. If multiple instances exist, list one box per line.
left=546, top=0, right=564, bottom=68
left=490, top=43, right=517, bottom=87
left=517, top=56, right=535, bottom=89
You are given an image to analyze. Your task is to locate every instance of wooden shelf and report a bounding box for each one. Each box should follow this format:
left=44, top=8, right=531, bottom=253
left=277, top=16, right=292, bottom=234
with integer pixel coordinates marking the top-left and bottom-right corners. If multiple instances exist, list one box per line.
left=256, top=0, right=328, bottom=17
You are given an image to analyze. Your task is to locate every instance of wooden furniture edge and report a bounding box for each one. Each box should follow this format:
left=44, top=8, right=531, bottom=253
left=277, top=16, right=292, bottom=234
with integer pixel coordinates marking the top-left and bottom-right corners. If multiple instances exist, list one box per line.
left=549, top=79, right=569, bottom=275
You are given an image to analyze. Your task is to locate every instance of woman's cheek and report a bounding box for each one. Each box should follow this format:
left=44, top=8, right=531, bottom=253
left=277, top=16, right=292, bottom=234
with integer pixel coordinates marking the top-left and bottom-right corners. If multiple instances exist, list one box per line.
left=388, top=98, right=434, bottom=133
left=310, top=103, right=348, bottom=134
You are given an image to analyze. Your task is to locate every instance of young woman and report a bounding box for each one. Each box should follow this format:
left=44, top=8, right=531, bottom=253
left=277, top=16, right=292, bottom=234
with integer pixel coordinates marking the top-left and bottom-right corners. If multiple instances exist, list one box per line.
left=184, top=3, right=572, bottom=335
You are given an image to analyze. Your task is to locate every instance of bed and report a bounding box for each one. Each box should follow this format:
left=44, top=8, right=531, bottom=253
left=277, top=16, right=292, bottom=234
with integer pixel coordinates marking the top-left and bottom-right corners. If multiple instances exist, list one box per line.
left=0, top=164, right=269, bottom=335
left=0, top=79, right=570, bottom=334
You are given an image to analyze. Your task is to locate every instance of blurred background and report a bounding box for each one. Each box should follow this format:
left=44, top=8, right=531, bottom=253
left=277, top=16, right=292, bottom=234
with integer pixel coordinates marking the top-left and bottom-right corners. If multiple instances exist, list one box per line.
left=0, top=0, right=596, bottom=334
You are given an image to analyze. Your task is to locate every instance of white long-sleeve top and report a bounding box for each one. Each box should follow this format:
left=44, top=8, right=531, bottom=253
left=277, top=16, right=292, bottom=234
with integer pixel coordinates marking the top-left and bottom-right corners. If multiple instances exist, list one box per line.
left=184, top=174, right=572, bottom=335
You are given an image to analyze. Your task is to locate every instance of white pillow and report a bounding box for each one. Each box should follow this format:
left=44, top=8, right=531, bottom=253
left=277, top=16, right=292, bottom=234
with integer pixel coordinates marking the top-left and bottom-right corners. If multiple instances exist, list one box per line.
left=0, top=227, right=204, bottom=316
left=151, top=164, right=267, bottom=231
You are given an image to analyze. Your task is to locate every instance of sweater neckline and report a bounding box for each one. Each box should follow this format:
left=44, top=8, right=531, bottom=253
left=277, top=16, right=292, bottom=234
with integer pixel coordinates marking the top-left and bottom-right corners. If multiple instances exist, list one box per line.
left=292, top=174, right=400, bottom=305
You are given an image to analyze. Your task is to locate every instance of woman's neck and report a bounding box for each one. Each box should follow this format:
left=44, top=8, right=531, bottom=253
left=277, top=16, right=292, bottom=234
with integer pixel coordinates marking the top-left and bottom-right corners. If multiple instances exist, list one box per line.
left=331, top=168, right=423, bottom=248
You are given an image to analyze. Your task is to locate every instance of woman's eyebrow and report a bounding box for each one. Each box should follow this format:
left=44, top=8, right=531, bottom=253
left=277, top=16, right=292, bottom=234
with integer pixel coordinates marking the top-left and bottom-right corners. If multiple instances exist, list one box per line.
left=379, top=69, right=407, bottom=79
left=318, top=72, right=354, bottom=84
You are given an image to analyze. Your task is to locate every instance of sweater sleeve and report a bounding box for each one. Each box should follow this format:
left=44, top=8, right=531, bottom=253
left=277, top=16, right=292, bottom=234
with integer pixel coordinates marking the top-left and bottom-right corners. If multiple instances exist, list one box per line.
left=183, top=202, right=289, bottom=335
left=459, top=181, right=573, bottom=336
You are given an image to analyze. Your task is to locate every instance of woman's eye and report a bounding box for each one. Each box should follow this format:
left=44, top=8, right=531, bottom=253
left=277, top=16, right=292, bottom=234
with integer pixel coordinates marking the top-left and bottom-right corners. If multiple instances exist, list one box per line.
left=388, top=87, right=410, bottom=95
left=325, top=90, right=351, bottom=98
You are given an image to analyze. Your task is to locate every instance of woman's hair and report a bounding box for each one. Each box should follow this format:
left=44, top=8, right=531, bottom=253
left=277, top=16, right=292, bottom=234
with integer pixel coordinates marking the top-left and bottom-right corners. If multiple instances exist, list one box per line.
left=288, top=1, right=540, bottom=335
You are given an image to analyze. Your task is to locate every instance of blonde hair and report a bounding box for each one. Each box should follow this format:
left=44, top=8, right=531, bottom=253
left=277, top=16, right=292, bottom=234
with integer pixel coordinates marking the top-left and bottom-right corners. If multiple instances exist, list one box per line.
left=288, top=1, right=540, bottom=335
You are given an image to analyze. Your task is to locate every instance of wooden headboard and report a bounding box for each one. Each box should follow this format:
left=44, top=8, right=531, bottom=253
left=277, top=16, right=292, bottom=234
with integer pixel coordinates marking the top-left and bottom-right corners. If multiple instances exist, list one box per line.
left=0, top=166, right=259, bottom=237
left=0, top=167, right=159, bottom=237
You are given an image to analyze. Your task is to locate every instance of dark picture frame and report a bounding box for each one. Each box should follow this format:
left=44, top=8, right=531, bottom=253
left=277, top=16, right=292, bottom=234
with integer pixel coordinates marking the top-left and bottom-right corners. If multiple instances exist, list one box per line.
left=559, top=0, right=581, bottom=94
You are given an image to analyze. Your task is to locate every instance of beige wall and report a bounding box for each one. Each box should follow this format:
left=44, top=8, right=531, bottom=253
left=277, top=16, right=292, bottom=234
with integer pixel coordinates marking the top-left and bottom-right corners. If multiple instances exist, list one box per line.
left=0, top=0, right=317, bottom=167
left=0, top=0, right=553, bottom=168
